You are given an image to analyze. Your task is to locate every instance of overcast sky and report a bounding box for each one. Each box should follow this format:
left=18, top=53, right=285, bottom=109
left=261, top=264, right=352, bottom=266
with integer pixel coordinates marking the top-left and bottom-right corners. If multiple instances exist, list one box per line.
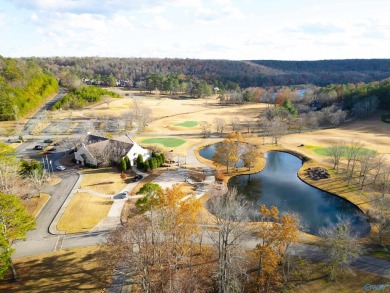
left=1, top=0, right=389, bottom=60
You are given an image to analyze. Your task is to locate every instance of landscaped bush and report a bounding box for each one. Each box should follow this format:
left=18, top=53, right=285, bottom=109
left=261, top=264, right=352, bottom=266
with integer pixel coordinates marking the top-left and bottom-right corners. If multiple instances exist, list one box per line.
left=124, top=156, right=131, bottom=170
left=143, top=153, right=165, bottom=172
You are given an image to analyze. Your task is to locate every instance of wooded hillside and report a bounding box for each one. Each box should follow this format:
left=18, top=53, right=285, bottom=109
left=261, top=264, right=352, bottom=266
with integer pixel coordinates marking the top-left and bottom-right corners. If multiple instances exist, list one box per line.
left=0, top=57, right=59, bottom=121
left=31, top=57, right=390, bottom=88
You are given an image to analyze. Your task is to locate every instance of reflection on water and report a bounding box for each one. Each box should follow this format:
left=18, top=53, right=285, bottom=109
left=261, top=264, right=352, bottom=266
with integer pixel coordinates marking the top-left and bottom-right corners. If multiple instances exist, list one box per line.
left=223, top=151, right=370, bottom=236
left=199, top=143, right=245, bottom=168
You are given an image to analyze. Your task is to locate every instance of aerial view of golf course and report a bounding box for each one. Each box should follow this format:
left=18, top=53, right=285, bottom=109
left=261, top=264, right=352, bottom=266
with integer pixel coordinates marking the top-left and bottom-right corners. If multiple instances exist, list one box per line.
left=0, top=1, right=389, bottom=292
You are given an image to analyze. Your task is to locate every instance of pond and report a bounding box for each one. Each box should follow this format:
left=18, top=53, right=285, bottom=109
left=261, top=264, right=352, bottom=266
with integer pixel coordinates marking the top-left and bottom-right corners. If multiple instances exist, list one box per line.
left=206, top=149, right=370, bottom=236
left=199, top=142, right=245, bottom=168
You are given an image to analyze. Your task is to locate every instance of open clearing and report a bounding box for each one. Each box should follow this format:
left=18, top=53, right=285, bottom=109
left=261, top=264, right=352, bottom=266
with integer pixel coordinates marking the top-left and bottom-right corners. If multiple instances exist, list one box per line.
left=57, top=193, right=113, bottom=233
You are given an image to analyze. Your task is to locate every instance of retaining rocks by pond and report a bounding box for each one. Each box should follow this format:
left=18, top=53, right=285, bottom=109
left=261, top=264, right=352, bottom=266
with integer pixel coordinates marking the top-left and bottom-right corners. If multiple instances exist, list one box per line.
left=306, top=167, right=330, bottom=180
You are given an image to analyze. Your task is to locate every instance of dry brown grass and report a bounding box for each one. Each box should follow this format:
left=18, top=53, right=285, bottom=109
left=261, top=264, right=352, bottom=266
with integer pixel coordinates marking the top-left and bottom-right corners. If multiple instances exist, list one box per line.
left=47, top=175, right=61, bottom=186
left=22, top=193, right=50, bottom=218
left=0, top=246, right=107, bottom=292
left=80, top=167, right=129, bottom=195
left=289, top=259, right=390, bottom=293
left=280, top=115, right=390, bottom=164
left=179, top=182, right=197, bottom=194
left=57, top=193, right=113, bottom=233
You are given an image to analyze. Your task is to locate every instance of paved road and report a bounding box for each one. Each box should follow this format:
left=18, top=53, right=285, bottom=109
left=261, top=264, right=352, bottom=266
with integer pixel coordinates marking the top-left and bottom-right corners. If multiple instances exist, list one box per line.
left=21, top=89, right=67, bottom=136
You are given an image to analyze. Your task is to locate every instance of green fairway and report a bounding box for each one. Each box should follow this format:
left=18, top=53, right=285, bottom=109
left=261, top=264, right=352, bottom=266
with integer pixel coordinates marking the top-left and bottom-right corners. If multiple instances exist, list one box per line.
left=141, top=138, right=186, bottom=148
left=310, top=146, right=376, bottom=157
left=174, top=121, right=199, bottom=127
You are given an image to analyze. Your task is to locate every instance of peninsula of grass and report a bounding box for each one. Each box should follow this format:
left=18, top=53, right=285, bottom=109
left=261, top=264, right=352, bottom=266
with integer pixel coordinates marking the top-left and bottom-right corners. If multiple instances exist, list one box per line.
left=308, top=145, right=376, bottom=157
left=174, top=121, right=199, bottom=127
left=141, top=137, right=186, bottom=148
left=57, top=193, right=112, bottom=233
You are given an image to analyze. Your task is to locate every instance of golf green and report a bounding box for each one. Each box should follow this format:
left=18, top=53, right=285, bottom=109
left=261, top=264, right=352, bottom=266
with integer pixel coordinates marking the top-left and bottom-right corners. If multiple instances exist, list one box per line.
left=312, top=146, right=376, bottom=157
left=174, top=121, right=199, bottom=127
left=141, top=138, right=186, bottom=148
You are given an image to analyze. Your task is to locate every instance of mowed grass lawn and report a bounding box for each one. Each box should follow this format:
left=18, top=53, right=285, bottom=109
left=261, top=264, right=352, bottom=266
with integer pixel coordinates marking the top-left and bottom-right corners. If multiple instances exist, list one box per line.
left=81, top=167, right=128, bottom=195
left=174, top=120, right=199, bottom=127
left=0, top=247, right=107, bottom=292
left=57, top=193, right=112, bottom=233
left=142, top=137, right=186, bottom=148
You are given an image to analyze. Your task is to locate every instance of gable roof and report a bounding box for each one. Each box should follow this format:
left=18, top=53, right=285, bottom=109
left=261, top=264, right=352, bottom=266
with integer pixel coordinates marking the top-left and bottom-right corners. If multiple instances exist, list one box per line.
left=83, top=138, right=133, bottom=160
left=84, top=134, right=108, bottom=144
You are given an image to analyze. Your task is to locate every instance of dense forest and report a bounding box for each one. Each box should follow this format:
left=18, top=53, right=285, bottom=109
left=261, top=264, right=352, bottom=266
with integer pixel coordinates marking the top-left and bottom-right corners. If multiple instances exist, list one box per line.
left=52, top=86, right=121, bottom=110
left=0, top=57, right=59, bottom=120
left=30, top=57, right=390, bottom=88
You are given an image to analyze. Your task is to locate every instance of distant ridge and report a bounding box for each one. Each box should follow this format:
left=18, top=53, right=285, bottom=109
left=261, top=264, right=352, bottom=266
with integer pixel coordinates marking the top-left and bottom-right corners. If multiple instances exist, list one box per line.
left=32, top=57, right=390, bottom=87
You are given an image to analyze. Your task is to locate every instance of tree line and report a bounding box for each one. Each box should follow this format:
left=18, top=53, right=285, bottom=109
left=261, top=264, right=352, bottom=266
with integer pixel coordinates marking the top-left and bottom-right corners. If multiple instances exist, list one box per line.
left=0, top=57, right=59, bottom=121
left=29, top=57, right=390, bottom=88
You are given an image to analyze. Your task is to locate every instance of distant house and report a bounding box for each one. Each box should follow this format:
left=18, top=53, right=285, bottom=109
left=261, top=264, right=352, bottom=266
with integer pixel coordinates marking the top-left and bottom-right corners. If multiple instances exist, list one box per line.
left=74, top=134, right=150, bottom=167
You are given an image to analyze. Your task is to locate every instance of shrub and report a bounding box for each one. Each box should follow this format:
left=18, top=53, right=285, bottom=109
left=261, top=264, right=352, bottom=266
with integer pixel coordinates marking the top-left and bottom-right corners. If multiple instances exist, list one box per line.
left=136, top=154, right=144, bottom=169
left=119, top=157, right=127, bottom=172
left=124, top=156, right=131, bottom=170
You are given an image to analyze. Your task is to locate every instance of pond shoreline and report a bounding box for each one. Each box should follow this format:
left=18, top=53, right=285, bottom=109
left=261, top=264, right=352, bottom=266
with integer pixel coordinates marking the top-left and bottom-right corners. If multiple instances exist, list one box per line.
left=197, top=143, right=371, bottom=237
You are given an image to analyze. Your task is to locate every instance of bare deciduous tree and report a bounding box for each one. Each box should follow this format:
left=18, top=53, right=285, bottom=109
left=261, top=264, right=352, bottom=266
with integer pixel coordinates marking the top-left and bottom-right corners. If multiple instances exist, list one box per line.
left=345, top=139, right=365, bottom=175
left=99, top=216, right=154, bottom=293
left=214, top=118, right=226, bottom=134
left=137, top=107, right=152, bottom=132
left=207, top=188, right=252, bottom=293
left=230, top=116, right=241, bottom=132
left=357, top=150, right=378, bottom=190
left=200, top=121, right=211, bottom=138
left=319, top=218, right=364, bottom=281
left=367, top=195, right=390, bottom=246
left=242, top=143, right=262, bottom=171
left=326, top=141, right=345, bottom=173
left=28, top=169, right=49, bottom=198
left=269, top=118, right=288, bottom=145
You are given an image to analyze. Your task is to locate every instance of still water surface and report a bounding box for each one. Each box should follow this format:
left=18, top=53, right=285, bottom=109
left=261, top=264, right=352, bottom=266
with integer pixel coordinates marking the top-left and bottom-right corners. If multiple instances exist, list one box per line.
left=201, top=147, right=370, bottom=235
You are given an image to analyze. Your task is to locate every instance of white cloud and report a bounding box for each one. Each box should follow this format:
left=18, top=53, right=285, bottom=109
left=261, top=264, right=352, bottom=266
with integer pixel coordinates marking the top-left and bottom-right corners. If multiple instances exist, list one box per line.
left=288, top=22, right=344, bottom=35
left=8, top=0, right=166, bottom=15
left=142, top=16, right=172, bottom=30
left=221, top=5, right=245, bottom=19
